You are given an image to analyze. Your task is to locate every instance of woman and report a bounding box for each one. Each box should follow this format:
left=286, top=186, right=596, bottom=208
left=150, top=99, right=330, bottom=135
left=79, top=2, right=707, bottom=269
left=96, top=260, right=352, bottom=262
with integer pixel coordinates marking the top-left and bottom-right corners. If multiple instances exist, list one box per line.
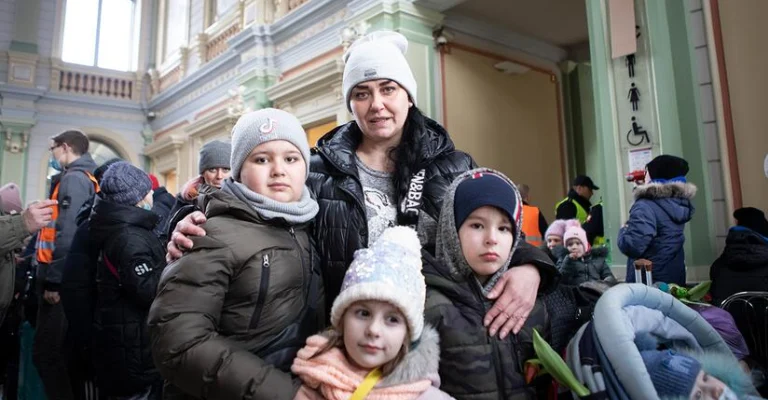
left=168, top=30, right=556, bottom=338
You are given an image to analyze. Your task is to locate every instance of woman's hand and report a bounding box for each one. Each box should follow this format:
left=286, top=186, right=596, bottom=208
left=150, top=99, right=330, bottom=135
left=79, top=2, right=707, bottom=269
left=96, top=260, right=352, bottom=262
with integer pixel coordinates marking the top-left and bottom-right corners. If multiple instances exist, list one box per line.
left=166, top=211, right=208, bottom=262
left=484, top=264, right=541, bottom=339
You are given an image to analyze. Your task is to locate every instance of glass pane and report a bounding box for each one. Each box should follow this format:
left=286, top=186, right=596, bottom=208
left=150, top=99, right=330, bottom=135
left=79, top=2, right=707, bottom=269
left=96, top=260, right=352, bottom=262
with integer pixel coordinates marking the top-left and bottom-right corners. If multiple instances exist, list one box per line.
left=164, top=0, right=188, bottom=59
left=61, top=0, right=99, bottom=66
left=216, top=0, right=237, bottom=19
left=97, top=0, right=135, bottom=71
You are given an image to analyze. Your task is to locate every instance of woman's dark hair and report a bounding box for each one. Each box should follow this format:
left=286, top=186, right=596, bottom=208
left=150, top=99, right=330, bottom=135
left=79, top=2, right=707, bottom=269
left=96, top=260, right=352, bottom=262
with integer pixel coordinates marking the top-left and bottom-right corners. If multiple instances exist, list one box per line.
left=389, top=105, right=428, bottom=197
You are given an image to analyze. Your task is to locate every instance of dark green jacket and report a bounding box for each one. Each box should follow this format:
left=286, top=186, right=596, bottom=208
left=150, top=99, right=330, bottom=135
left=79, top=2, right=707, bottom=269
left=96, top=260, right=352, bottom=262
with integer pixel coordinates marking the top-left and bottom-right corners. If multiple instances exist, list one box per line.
left=423, top=252, right=549, bottom=400
left=554, top=246, right=616, bottom=286
left=148, top=190, right=324, bottom=400
left=0, top=212, right=27, bottom=326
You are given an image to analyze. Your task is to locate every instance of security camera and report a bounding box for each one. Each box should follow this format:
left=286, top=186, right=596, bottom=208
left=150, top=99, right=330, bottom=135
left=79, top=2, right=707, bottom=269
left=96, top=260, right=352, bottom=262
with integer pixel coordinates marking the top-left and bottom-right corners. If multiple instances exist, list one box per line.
left=146, top=111, right=157, bottom=121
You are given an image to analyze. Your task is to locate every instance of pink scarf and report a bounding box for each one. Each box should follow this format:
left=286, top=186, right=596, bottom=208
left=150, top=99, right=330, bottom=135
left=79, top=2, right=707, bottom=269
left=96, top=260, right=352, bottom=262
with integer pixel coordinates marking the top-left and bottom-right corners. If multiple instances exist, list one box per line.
left=292, top=334, right=433, bottom=400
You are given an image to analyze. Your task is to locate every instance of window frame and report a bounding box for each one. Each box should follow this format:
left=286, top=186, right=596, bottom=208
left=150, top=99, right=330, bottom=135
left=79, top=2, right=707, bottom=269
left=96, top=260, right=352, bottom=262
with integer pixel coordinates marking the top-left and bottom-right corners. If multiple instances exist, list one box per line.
left=59, top=0, right=139, bottom=71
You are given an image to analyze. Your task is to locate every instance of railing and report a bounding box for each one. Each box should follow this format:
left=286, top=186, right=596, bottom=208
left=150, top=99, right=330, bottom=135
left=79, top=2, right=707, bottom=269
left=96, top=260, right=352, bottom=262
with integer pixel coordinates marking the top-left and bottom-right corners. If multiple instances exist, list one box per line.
left=58, top=71, right=134, bottom=99
left=50, top=60, right=139, bottom=101
left=205, top=23, right=241, bottom=62
left=158, top=65, right=182, bottom=93
left=288, top=0, right=310, bottom=11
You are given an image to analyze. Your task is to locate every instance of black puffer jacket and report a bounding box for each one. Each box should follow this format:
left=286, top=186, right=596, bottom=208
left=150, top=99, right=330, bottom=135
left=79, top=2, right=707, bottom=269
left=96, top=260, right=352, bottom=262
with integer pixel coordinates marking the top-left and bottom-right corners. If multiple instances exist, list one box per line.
left=710, top=227, right=768, bottom=306
left=308, top=118, right=476, bottom=302
left=88, top=195, right=165, bottom=396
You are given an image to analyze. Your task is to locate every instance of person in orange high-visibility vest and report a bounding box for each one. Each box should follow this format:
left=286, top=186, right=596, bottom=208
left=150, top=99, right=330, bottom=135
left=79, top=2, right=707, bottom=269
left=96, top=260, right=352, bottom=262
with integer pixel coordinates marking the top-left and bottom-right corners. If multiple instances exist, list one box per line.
left=34, top=130, right=99, bottom=400
left=518, top=184, right=548, bottom=247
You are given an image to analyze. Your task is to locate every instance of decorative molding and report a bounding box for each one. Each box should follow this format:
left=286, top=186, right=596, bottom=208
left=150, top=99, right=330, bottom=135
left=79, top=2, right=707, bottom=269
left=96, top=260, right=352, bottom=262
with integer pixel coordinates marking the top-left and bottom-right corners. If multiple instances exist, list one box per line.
left=185, top=108, right=239, bottom=140
left=268, top=57, right=343, bottom=102
left=275, top=9, right=347, bottom=53
left=7, top=51, right=39, bottom=87
left=35, top=102, right=146, bottom=123
left=267, top=57, right=344, bottom=125
left=4, top=129, right=30, bottom=154
left=153, top=67, right=239, bottom=119
left=144, top=133, right=186, bottom=157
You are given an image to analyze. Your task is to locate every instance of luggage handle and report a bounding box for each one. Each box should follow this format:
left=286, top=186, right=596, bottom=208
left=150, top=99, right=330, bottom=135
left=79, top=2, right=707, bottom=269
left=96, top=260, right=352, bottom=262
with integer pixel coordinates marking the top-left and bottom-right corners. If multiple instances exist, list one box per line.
left=633, top=259, right=652, bottom=286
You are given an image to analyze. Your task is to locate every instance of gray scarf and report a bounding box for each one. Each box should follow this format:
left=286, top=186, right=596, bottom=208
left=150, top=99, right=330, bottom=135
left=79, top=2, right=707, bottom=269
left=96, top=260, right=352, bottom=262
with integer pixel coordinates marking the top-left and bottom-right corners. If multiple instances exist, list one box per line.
left=221, top=178, right=319, bottom=224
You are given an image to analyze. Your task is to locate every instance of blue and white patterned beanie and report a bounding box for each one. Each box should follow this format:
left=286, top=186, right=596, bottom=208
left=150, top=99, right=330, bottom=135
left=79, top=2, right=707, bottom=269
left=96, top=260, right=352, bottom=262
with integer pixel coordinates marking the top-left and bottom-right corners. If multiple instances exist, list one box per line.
left=330, top=226, right=425, bottom=342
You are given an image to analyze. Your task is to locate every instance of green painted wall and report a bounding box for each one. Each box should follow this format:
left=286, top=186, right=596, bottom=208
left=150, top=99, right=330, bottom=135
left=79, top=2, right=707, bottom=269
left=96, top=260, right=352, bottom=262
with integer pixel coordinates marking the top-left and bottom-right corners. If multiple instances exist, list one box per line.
left=586, top=0, right=717, bottom=273
left=586, top=0, right=626, bottom=267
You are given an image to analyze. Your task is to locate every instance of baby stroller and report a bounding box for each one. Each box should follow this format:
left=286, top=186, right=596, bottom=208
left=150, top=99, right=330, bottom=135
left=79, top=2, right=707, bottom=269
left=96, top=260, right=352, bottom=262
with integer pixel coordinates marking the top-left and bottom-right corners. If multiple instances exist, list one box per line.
left=562, top=283, right=760, bottom=399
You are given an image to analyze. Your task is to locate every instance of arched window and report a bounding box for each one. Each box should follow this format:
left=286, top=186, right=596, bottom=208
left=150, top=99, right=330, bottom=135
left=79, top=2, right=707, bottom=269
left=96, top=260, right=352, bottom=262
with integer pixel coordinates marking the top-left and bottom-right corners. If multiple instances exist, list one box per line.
left=61, top=0, right=140, bottom=71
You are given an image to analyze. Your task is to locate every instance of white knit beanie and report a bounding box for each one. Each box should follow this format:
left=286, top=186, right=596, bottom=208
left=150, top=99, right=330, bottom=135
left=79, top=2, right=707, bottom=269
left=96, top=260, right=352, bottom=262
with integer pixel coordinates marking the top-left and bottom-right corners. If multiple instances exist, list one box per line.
left=229, top=108, right=310, bottom=181
left=342, top=30, right=418, bottom=111
left=330, top=226, right=426, bottom=342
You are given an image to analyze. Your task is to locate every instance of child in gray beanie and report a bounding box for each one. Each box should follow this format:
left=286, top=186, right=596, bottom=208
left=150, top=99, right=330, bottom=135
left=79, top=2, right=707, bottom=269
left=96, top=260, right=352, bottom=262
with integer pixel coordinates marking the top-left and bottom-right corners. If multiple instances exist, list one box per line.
left=148, top=108, right=324, bottom=399
left=198, top=139, right=231, bottom=188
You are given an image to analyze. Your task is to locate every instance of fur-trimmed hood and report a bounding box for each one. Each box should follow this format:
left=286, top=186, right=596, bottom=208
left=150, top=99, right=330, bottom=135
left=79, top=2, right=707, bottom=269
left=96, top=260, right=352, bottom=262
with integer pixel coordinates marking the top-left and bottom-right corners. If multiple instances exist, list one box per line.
left=632, top=181, right=696, bottom=225
left=633, top=181, right=697, bottom=201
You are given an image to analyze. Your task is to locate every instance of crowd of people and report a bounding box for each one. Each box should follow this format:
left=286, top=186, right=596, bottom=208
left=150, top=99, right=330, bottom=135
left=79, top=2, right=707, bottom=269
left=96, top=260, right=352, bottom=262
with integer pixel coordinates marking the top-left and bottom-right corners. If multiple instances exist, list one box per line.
left=0, top=30, right=766, bottom=400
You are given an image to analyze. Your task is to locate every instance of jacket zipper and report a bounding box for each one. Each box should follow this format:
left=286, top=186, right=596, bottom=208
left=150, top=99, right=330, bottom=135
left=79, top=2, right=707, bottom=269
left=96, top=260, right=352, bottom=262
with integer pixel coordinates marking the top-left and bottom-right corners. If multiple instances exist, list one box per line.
left=470, top=281, right=506, bottom=400
left=288, top=227, right=308, bottom=299
left=248, top=254, right=271, bottom=330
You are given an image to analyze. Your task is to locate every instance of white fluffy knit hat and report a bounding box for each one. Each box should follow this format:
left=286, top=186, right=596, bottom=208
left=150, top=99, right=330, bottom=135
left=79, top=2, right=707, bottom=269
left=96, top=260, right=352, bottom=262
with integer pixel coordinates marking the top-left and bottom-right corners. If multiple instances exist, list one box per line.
left=342, top=30, right=418, bottom=111
left=330, top=226, right=426, bottom=342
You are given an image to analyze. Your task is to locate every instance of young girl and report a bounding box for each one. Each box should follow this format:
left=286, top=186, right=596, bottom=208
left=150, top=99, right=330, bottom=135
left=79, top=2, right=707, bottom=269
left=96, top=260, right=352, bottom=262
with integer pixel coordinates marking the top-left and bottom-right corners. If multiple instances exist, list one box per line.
left=148, top=109, right=323, bottom=400
left=422, top=168, right=550, bottom=399
left=292, top=226, right=452, bottom=399
left=541, top=219, right=568, bottom=262
left=556, top=221, right=615, bottom=286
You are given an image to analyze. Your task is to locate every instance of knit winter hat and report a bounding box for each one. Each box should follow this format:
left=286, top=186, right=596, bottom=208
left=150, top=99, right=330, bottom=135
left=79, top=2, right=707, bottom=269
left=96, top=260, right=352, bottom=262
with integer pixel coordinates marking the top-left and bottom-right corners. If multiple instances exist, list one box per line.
left=148, top=173, right=160, bottom=190
left=330, top=226, right=425, bottom=342
left=563, top=220, right=589, bottom=252
left=545, top=219, right=569, bottom=240
left=0, top=183, right=22, bottom=214
left=100, top=162, right=152, bottom=206
left=198, top=140, right=232, bottom=174
left=640, top=349, right=701, bottom=398
left=453, top=171, right=523, bottom=231
left=342, top=30, right=417, bottom=111
left=733, top=207, right=768, bottom=237
left=435, top=168, right=524, bottom=296
left=94, top=158, right=123, bottom=183
left=230, top=108, right=310, bottom=181
left=646, top=155, right=689, bottom=182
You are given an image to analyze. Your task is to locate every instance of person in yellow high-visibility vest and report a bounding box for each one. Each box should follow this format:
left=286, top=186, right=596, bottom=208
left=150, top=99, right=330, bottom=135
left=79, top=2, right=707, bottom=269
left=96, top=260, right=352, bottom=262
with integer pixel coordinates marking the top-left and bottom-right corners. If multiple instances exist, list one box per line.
left=518, top=184, right=548, bottom=247
left=555, top=175, right=599, bottom=224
